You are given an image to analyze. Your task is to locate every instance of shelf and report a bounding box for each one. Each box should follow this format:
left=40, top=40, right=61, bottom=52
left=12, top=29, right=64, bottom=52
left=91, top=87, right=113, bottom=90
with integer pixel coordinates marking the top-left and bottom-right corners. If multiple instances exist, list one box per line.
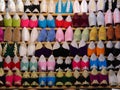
left=0, top=12, right=94, bottom=16
left=0, top=12, right=75, bottom=16
left=0, top=41, right=118, bottom=45
left=1, top=27, right=109, bottom=31
left=1, top=27, right=79, bottom=30
left=5, top=0, right=98, bottom=2
left=12, top=71, right=119, bottom=74
left=0, top=54, right=118, bottom=60
left=1, top=86, right=120, bottom=89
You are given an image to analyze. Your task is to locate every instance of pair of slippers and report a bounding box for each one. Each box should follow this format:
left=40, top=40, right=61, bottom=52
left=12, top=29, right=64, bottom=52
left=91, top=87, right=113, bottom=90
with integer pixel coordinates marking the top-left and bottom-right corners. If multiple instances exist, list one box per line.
left=21, top=56, right=37, bottom=72
left=6, top=69, right=22, bottom=87
left=3, top=43, right=18, bottom=57
left=22, top=71, right=39, bottom=87
left=72, top=55, right=89, bottom=71
left=21, top=13, right=38, bottom=28
left=87, top=41, right=105, bottom=56
left=38, top=55, right=55, bottom=71
left=90, top=54, right=107, bottom=70
left=56, top=70, right=73, bottom=87
left=107, top=53, right=120, bottom=70
left=3, top=13, right=20, bottom=27
left=108, top=69, right=120, bottom=86
left=56, top=15, right=72, bottom=28
left=105, top=41, right=120, bottom=56
left=38, top=14, right=55, bottom=28
left=7, top=0, right=24, bottom=12
left=39, top=71, right=56, bottom=87
left=37, top=28, right=55, bottom=42
left=55, top=56, right=72, bottom=72
left=55, top=0, right=73, bottom=13
left=24, top=0, right=40, bottom=13
left=4, top=56, right=20, bottom=71
left=90, top=68, right=108, bottom=86
left=73, top=70, right=89, bottom=86
left=72, top=13, right=89, bottom=27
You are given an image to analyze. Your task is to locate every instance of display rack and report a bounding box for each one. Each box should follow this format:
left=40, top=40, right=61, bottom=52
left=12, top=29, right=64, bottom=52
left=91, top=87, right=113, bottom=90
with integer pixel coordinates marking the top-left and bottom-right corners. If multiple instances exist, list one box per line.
left=0, top=0, right=120, bottom=89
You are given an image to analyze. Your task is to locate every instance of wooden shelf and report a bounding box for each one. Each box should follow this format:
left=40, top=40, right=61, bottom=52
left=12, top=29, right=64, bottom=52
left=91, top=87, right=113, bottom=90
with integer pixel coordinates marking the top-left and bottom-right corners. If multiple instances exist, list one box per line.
left=0, top=12, right=75, bottom=16
left=1, top=27, right=82, bottom=31
left=0, top=12, right=95, bottom=16
left=0, top=41, right=118, bottom=45
left=1, top=27, right=109, bottom=31
left=16, top=71, right=119, bottom=74
left=0, top=54, right=118, bottom=60
left=5, top=0, right=98, bottom=2
left=1, top=86, right=120, bottom=89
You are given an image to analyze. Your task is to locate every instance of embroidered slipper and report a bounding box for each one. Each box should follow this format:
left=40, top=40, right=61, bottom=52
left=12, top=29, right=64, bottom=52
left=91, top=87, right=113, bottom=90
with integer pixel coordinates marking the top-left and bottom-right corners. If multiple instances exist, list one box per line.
left=69, top=40, right=79, bottom=57
left=30, top=56, right=37, bottom=71
left=87, top=41, right=96, bottom=57
left=90, top=68, right=99, bottom=86
left=30, top=71, right=39, bottom=87
left=19, top=42, right=27, bottom=57
left=98, top=54, right=107, bottom=70
left=14, top=69, right=22, bottom=86
left=20, top=56, right=29, bottom=71
left=79, top=40, right=88, bottom=56
left=55, top=57, right=64, bottom=71
left=64, top=70, right=73, bottom=87
left=22, top=71, right=30, bottom=87
left=56, top=14, right=64, bottom=27
left=64, top=56, right=72, bottom=71
left=6, top=70, right=13, bottom=87
left=81, top=55, right=89, bottom=70
left=72, top=55, right=81, bottom=71
left=16, top=0, right=24, bottom=12
left=12, top=13, right=20, bottom=27
left=4, top=12, right=12, bottom=27
left=24, top=0, right=32, bottom=13
left=32, top=0, right=40, bottom=13
left=39, top=72, right=47, bottom=87
left=12, top=55, right=20, bottom=71
left=47, top=55, right=55, bottom=71
left=38, top=14, right=47, bottom=28
left=64, top=0, right=73, bottom=13
left=56, top=71, right=64, bottom=87
left=63, top=15, right=72, bottom=28
left=47, top=14, right=55, bottom=28
left=38, top=55, right=47, bottom=71
left=73, top=70, right=81, bottom=86
left=47, top=71, right=56, bottom=87
left=105, top=41, right=113, bottom=56
left=99, top=68, right=108, bottom=86
left=48, top=0, right=55, bottom=13
left=90, top=53, right=98, bottom=70
left=40, top=0, right=47, bottom=13
left=108, top=70, right=118, bottom=86
left=4, top=56, right=12, bottom=71
left=81, top=70, right=90, bottom=86
left=8, top=0, right=16, bottom=12
left=21, top=13, right=29, bottom=28
left=0, top=68, right=5, bottom=86
left=29, top=14, right=38, bottom=28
